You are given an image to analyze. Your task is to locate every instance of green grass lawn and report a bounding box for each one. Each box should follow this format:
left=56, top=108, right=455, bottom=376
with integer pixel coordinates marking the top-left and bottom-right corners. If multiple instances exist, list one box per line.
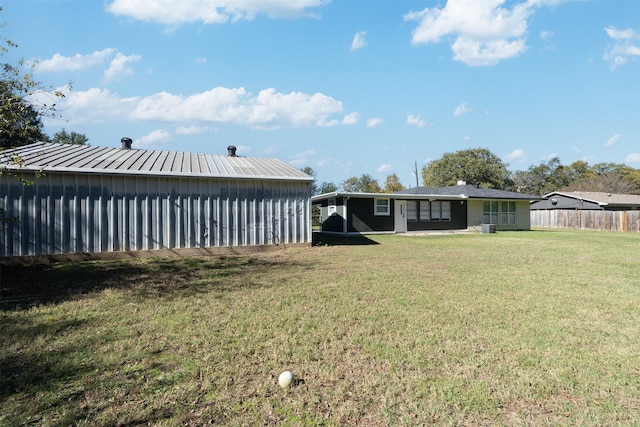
left=2, top=230, right=640, bottom=426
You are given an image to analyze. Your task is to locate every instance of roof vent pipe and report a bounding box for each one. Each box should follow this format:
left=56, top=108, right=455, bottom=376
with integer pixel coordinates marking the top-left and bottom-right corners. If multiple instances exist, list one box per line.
left=227, top=145, right=237, bottom=156
left=121, top=137, right=133, bottom=150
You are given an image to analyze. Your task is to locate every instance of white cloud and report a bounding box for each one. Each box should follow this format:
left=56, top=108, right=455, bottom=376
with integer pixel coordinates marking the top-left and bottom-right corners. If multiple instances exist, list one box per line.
left=504, top=149, right=525, bottom=163
left=453, top=102, right=472, bottom=117
left=377, top=163, right=393, bottom=173
left=604, top=26, right=640, bottom=70
left=288, top=148, right=316, bottom=166
left=176, top=125, right=210, bottom=135
left=366, top=118, right=384, bottom=128
left=235, top=145, right=252, bottom=155
left=258, top=146, right=278, bottom=156
left=350, top=31, right=367, bottom=51
left=605, top=133, right=621, bottom=147
left=406, top=114, right=431, bottom=127
left=342, top=112, right=360, bottom=125
left=137, top=129, right=172, bottom=147
left=33, top=48, right=141, bottom=83
left=195, top=57, right=208, bottom=64
left=34, top=48, right=117, bottom=72
left=540, top=30, right=554, bottom=40
left=103, top=53, right=142, bottom=83
left=317, top=118, right=340, bottom=127
left=625, top=153, right=640, bottom=163
left=404, top=0, right=551, bottom=66
left=33, top=86, right=135, bottom=126
left=605, top=26, right=639, bottom=40
left=39, top=85, right=346, bottom=130
left=106, top=0, right=329, bottom=25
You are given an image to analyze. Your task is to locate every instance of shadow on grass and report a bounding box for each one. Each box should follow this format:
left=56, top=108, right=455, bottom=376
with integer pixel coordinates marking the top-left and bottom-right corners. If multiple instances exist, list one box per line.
left=0, top=255, right=310, bottom=311
left=312, top=232, right=380, bottom=246
left=0, top=254, right=312, bottom=425
left=0, top=313, right=180, bottom=426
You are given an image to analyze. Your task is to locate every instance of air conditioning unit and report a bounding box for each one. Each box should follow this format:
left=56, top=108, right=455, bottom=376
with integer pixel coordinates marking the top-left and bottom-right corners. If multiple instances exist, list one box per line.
left=482, top=223, right=496, bottom=234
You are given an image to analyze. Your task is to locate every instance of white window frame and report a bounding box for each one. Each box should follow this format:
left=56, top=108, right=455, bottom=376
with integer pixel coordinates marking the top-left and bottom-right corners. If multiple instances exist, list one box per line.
left=441, top=201, right=451, bottom=221
left=420, top=201, right=430, bottom=221
left=431, top=201, right=441, bottom=220
left=374, top=198, right=390, bottom=216
left=429, top=200, right=451, bottom=222
left=407, top=200, right=418, bottom=221
left=328, top=197, right=337, bottom=216
left=483, top=200, right=498, bottom=224
left=501, top=201, right=516, bottom=225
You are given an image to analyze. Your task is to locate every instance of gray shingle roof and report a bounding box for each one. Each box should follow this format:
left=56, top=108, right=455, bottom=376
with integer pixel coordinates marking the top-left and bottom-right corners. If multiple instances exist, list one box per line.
left=543, top=191, right=640, bottom=207
left=0, top=142, right=313, bottom=181
left=396, top=185, right=542, bottom=200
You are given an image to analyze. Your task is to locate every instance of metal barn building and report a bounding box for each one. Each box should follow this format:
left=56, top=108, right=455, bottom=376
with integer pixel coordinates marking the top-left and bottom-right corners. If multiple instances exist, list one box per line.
left=0, top=141, right=313, bottom=258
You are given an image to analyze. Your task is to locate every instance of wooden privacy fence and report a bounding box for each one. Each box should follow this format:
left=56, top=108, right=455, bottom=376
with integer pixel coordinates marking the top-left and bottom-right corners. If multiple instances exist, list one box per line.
left=531, top=210, right=640, bottom=232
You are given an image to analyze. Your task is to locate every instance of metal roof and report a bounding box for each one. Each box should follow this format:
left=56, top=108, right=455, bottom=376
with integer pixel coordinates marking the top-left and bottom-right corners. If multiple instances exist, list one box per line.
left=0, top=142, right=313, bottom=181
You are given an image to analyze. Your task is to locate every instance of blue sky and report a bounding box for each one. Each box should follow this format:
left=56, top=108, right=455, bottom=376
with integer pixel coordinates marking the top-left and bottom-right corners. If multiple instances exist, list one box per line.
left=3, top=0, right=639, bottom=187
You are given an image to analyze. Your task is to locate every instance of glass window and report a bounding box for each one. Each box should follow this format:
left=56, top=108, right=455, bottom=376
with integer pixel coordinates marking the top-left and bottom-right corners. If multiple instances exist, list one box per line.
left=328, top=198, right=336, bottom=216
left=375, top=198, right=390, bottom=216
left=441, top=201, right=451, bottom=220
left=420, top=201, right=430, bottom=221
left=431, top=201, right=441, bottom=220
left=501, top=201, right=516, bottom=225
left=407, top=200, right=417, bottom=221
left=483, top=201, right=498, bottom=224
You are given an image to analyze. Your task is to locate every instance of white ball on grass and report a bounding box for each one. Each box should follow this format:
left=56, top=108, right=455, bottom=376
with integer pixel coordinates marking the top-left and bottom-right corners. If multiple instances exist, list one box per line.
left=278, top=371, right=294, bottom=388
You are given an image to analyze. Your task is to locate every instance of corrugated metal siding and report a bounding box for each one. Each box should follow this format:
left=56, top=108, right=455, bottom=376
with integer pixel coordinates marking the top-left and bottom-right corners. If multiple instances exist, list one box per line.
left=1, top=172, right=311, bottom=256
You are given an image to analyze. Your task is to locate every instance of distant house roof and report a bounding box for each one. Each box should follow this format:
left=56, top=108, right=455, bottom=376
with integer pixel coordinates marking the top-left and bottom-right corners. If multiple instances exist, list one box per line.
left=311, top=185, right=542, bottom=202
left=0, top=142, right=313, bottom=181
left=396, top=185, right=543, bottom=200
left=532, top=191, right=640, bottom=209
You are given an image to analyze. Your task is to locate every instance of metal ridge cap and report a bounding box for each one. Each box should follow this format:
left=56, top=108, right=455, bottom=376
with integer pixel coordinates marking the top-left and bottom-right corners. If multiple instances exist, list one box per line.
left=1, top=165, right=314, bottom=181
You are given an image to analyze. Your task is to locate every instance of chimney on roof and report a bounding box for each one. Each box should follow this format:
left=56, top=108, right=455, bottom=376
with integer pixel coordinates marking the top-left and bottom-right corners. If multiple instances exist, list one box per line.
left=227, top=145, right=237, bottom=157
left=121, top=137, right=133, bottom=150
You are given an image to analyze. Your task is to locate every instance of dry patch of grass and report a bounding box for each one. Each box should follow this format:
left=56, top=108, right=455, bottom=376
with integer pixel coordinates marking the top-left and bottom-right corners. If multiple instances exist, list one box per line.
left=2, top=230, right=640, bottom=425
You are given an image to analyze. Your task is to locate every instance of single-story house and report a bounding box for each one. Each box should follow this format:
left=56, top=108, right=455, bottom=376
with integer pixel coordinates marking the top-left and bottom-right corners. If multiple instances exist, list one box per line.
left=530, top=191, right=640, bottom=211
left=312, top=182, right=542, bottom=234
left=0, top=141, right=313, bottom=258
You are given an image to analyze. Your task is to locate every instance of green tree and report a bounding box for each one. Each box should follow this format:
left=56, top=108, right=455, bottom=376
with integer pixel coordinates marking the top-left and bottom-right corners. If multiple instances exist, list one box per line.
left=563, top=172, right=636, bottom=194
left=513, top=159, right=640, bottom=196
left=0, top=7, right=66, bottom=148
left=512, top=157, right=565, bottom=195
left=563, top=163, right=640, bottom=194
left=620, top=167, right=640, bottom=193
left=421, top=148, right=509, bottom=188
left=318, top=181, right=338, bottom=194
left=341, top=174, right=382, bottom=193
left=567, top=160, right=592, bottom=182
left=52, top=129, right=88, bottom=145
left=301, top=166, right=318, bottom=196
left=301, top=166, right=338, bottom=196
left=384, top=173, right=404, bottom=192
